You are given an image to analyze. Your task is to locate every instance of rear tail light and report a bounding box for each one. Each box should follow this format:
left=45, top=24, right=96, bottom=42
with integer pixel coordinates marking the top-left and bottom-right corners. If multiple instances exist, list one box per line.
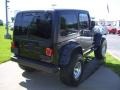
left=45, top=48, right=54, bottom=57
left=11, top=42, right=16, bottom=48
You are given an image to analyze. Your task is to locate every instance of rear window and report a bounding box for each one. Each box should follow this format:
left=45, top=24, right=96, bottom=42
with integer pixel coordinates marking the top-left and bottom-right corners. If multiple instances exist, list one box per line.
left=14, top=12, right=52, bottom=39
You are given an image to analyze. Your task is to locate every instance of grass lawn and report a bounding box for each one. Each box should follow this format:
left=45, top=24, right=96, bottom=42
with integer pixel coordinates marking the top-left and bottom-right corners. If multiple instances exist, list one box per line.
left=89, top=52, right=120, bottom=76
left=105, top=53, right=120, bottom=76
left=0, top=26, right=12, bottom=64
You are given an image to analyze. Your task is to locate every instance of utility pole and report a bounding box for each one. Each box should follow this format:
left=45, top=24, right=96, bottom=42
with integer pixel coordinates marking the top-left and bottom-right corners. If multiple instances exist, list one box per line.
left=4, top=0, right=11, bottom=39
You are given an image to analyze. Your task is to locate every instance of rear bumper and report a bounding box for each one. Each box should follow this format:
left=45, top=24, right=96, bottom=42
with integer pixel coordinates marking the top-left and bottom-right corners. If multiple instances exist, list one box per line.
left=11, top=56, right=59, bottom=73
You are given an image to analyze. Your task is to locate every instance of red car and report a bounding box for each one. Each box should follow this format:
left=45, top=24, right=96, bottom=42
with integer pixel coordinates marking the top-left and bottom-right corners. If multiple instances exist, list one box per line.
left=117, top=29, right=120, bottom=35
left=108, top=28, right=117, bottom=34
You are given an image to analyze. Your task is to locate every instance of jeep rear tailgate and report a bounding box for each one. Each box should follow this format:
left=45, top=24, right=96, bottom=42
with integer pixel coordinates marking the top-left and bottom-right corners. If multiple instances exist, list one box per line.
left=13, top=11, right=53, bottom=62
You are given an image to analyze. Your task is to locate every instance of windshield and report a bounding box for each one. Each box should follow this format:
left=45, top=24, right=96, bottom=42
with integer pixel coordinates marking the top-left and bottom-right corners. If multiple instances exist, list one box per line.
left=14, top=12, right=52, bottom=39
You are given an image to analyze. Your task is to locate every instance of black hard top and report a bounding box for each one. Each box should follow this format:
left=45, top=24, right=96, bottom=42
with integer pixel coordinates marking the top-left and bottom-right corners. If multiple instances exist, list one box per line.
left=17, top=9, right=88, bottom=14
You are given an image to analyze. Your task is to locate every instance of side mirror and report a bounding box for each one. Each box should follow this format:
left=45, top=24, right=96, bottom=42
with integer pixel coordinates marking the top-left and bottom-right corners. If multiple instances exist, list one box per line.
left=90, top=21, right=95, bottom=29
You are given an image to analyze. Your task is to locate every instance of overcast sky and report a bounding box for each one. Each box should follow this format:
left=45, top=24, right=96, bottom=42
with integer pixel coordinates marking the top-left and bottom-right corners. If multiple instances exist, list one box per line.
left=0, top=0, right=120, bottom=22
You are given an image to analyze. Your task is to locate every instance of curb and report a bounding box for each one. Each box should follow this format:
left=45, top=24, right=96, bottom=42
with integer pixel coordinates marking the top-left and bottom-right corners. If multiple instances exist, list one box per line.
left=107, top=50, right=120, bottom=61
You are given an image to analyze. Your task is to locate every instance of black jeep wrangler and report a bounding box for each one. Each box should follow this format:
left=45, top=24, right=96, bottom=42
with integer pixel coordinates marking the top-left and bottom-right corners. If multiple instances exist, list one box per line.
left=11, top=9, right=107, bottom=86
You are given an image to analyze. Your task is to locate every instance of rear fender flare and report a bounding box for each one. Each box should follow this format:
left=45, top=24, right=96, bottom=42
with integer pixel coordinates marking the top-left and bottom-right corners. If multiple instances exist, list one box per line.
left=59, top=42, right=83, bottom=66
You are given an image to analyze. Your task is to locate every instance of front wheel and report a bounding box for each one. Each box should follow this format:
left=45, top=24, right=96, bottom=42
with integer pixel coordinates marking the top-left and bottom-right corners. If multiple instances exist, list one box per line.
left=60, top=54, right=83, bottom=86
left=94, top=38, right=107, bottom=59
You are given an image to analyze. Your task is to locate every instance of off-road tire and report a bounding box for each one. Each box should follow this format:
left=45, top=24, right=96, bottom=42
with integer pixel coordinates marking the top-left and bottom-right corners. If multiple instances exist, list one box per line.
left=19, top=64, right=35, bottom=72
left=94, top=38, right=107, bottom=59
left=60, top=53, right=83, bottom=86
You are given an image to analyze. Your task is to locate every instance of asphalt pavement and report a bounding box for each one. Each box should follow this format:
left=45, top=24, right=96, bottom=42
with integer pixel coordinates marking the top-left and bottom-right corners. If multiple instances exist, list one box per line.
left=106, top=34, right=120, bottom=59
left=0, top=61, right=120, bottom=90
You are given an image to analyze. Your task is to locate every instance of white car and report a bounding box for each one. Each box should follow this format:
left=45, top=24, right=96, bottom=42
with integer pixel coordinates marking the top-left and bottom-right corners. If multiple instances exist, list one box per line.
left=94, top=25, right=108, bottom=35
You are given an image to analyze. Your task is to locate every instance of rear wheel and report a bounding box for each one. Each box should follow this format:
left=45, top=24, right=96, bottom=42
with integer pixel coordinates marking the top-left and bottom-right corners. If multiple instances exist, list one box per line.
left=60, top=53, right=83, bottom=86
left=19, top=64, right=35, bottom=72
left=94, top=38, right=107, bottom=59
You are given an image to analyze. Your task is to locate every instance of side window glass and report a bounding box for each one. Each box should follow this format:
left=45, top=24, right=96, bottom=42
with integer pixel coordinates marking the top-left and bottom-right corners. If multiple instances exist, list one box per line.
left=60, top=13, right=78, bottom=36
left=15, top=13, right=22, bottom=26
left=79, top=13, right=89, bottom=29
left=14, top=13, right=22, bottom=35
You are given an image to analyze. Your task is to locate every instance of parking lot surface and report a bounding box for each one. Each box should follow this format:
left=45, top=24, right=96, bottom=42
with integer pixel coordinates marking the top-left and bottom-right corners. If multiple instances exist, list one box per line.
left=0, top=61, right=120, bottom=90
left=107, top=34, right=120, bottom=59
